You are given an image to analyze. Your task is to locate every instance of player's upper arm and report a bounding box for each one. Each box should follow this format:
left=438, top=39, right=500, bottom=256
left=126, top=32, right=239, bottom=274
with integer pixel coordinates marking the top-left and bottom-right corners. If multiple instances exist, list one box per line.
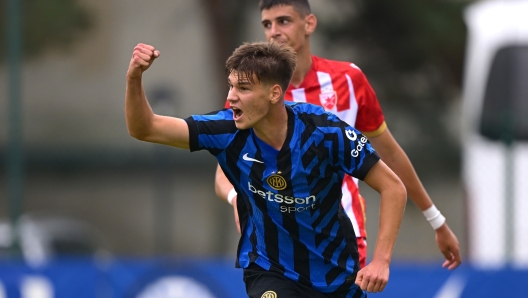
left=144, top=115, right=190, bottom=149
left=365, top=127, right=402, bottom=161
left=362, top=160, right=403, bottom=194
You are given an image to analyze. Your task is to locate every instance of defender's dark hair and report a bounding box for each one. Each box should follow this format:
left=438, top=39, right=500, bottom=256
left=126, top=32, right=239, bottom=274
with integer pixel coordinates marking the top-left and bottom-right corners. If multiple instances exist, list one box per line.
left=225, top=42, right=296, bottom=92
left=259, top=0, right=311, bottom=17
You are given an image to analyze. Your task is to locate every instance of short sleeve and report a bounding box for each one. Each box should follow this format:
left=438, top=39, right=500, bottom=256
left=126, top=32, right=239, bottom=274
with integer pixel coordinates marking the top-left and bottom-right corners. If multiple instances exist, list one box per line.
left=183, top=109, right=237, bottom=154
left=350, top=67, right=386, bottom=137
left=337, top=123, right=380, bottom=180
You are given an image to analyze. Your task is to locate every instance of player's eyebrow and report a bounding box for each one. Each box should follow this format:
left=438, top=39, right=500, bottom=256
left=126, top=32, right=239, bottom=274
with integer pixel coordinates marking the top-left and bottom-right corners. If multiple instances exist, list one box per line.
left=262, top=15, right=292, bottom=25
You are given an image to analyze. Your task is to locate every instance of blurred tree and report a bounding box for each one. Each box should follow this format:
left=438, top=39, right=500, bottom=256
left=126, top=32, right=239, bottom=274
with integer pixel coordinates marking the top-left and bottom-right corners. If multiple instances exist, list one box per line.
left=200, top=0, right=254, bottom=106
left=316, top=0, right=474, bottom=173
left=0, top=0, right=92, bottom=62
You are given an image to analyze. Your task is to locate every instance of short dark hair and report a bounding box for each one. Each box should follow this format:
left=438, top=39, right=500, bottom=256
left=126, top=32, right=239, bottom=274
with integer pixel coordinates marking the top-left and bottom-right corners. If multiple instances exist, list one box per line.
left=259, top=0, right=311, bottom=17
left=225, top=42, right=296, bottom=92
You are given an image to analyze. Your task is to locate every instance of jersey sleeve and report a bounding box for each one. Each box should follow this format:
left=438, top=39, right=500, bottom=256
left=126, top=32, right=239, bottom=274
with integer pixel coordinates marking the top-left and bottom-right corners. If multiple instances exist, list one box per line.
left=184, top=109, right=237, bottom=154
left=335, top=118, right=380, bottom=180
left=349, top=66, right=386, bottom=137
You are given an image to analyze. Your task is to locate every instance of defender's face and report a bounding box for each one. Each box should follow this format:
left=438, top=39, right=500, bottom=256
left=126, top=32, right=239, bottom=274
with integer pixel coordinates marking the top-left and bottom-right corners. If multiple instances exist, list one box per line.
left=261, top=5, right=309, bottom=53
left=227, top=72, right=271, bottom=130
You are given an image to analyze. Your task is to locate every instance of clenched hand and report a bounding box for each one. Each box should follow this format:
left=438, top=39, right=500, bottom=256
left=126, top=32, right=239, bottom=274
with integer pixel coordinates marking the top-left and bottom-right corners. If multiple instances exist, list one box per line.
left=127, top=43, right=160, bottom=79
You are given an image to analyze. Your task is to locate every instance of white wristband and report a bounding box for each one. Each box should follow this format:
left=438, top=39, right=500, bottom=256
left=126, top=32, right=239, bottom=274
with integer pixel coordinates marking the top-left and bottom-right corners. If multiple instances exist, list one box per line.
left=227, top=188, right=237, bottom=205
left=422, top=204, right=446, bottom=230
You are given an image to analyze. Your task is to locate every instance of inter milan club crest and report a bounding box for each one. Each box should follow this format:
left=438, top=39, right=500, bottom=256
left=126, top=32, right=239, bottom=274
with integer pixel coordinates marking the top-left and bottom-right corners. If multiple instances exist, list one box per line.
left=319, top=91, right=337, bottom=110
left=267, top=172, right=287, bottom=190
left=261, top=291, right=277, bottom=298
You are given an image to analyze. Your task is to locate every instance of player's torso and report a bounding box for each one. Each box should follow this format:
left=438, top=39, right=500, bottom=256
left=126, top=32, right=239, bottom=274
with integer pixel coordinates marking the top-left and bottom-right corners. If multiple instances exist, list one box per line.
left=235, top=123, right=342, bottom=225
left=210, top=106, right=365, bottom=289
left=285, top=57, right=360, bottom=128
left=229, top=112, right=358, bottom=288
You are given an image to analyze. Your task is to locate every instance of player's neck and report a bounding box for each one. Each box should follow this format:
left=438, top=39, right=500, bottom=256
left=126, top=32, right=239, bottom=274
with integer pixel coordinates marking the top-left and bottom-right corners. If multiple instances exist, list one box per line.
left=252, top=104, right=288, bottom=151
left=290, top=46, right=312, bottom=88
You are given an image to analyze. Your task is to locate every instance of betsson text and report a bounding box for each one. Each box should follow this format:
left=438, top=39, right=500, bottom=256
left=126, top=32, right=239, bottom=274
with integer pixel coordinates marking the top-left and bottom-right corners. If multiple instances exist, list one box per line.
left=247, top=182, right=317, bottom=213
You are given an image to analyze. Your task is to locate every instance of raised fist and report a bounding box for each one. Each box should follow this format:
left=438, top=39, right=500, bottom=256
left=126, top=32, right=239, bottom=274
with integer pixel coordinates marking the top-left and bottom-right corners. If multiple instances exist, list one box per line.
left=127, top=43, right=160, bottom=79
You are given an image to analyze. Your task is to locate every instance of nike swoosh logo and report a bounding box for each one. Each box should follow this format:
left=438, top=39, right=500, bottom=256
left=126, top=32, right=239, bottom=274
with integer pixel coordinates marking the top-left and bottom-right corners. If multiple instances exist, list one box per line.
left=243, top=153, right=264, bottom=163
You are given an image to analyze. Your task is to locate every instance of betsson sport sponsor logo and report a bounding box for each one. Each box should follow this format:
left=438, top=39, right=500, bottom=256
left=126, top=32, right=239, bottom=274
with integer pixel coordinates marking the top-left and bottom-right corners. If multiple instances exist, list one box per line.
left=247, top=182, right=317, bottom=213
left=346, top=129, right=368, bottom=157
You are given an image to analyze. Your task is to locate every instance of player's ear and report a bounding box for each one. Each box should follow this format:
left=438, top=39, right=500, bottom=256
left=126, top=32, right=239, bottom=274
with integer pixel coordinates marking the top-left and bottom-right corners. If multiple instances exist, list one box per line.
left=269, top=84, right=282, bottom=104
left=305, top=14, right=317, bottom=35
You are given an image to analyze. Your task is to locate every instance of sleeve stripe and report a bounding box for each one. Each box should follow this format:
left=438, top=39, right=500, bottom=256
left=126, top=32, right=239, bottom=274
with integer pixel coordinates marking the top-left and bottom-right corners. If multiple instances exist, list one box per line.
left=355, top=153, right=380, bottom=181
left=361, top=121, right=387, bottom=138
left=184, top=116, right=199, bottom=152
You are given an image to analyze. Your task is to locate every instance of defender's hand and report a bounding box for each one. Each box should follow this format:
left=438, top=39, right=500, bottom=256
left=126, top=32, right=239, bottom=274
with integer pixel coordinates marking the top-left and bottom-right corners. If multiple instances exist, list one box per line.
left=435, top=223, right=462, bottom=270
left=127, top=43, right=160, bottom=79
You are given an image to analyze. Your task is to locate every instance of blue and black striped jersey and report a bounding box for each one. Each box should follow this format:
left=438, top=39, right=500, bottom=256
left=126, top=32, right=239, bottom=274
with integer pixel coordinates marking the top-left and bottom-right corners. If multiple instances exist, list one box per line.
left=185, top=102, right=379, bottom=293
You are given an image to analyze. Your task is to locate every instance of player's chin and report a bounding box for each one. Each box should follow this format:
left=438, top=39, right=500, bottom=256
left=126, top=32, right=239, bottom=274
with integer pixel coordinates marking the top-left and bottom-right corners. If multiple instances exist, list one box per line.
left=234, top=120, right=249, bottom=130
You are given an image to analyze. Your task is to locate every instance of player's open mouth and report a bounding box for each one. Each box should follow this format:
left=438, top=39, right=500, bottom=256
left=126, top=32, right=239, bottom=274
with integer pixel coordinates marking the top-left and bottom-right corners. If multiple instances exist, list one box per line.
left=232, top=107, right=243, bottom=120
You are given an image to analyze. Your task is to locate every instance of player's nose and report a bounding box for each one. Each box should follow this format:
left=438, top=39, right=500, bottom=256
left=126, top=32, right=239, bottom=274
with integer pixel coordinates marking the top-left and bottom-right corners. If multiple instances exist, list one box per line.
left=226, top=87, right=238, bottom=103
left=269, top=22, right=281, bottom=36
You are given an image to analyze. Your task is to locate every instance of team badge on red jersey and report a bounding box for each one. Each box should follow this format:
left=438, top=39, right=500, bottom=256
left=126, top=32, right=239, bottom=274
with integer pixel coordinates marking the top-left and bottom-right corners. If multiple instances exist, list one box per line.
left=319, top=91, right=338, bottom=110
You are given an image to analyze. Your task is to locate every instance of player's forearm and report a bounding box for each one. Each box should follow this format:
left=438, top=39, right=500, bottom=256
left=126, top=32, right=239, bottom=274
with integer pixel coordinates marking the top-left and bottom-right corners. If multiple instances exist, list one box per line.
left=371, top=185, right=407, bottom=263
left=125, top=76, right=156, bottom=141
left=215, top=164, right=235, bottom=203
left=382, top=147, right=433, bottom=211
left=382, top=146, right=451, bottom=231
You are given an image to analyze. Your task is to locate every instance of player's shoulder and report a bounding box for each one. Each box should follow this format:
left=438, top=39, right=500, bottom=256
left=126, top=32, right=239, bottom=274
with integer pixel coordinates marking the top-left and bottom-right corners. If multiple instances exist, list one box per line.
left=190, top=108, right=237, bottom=132
left=313, top=55, right=364, bottom=74
left=194, top=108, right=233, bottom=120
left=287, top=102, right=340, bottom=126
left=287, top=101, right=324, bottom=114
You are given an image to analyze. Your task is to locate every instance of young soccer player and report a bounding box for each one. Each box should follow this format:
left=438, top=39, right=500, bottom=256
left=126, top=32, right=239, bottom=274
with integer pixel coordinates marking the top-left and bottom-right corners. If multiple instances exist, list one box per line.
left=215, top=0, right=461, bottom=270
left=126, top=41, right=406, bottom=297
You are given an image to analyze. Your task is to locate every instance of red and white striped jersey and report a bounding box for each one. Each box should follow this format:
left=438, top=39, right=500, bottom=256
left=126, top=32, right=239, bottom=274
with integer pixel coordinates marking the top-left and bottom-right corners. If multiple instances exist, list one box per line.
left=226, top=55, right=386, bottom=238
